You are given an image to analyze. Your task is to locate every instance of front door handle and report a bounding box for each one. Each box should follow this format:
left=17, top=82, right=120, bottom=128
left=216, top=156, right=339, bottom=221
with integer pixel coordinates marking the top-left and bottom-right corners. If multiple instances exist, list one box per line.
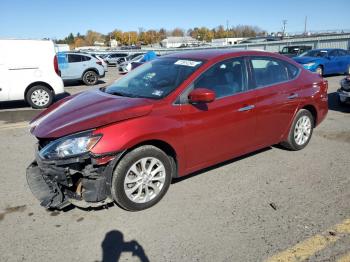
left=238, top=105, right=255, bottom=112
left=287, top=93, right=299, bottom=99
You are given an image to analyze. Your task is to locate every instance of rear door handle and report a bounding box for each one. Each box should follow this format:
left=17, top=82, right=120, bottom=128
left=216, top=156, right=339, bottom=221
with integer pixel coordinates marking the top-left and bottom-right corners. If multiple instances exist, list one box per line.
left=287, top=93, right=298, bottom=99
left=238, top=105, right=255, bottom=112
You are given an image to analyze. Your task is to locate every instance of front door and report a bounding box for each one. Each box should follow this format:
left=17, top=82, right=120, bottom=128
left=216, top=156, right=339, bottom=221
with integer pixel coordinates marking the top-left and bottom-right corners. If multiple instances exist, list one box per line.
left=180, top=57, right=257, bottom=173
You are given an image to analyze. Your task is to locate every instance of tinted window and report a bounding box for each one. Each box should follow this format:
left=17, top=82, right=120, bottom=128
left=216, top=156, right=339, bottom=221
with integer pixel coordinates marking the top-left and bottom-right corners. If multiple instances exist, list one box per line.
left=81, top=55, right=91, bottom=61
left=251, top=57, right=289, bottom=87
left=194, top=58, right=247, bottom=98
left=68, top=54, right=82, bottom=63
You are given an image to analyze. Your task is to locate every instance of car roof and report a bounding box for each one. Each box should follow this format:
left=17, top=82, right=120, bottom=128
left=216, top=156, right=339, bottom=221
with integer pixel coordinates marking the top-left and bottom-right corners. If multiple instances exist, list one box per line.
left=164, top=49, right=271, bottom=61
left=311, top=48, right=342, bottom=52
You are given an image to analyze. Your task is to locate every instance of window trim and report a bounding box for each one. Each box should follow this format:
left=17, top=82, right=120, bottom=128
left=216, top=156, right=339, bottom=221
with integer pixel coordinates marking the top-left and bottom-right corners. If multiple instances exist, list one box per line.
left=247, top=56, right=301, bottom=90
left=175, top=56, right=251, bottom=105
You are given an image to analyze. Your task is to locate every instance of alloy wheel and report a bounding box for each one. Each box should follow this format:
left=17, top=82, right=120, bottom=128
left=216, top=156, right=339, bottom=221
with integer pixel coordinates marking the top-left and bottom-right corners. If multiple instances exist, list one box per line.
left=123, top=157, right=166, bottom=203
left=294, top=115, right=312, bottom=146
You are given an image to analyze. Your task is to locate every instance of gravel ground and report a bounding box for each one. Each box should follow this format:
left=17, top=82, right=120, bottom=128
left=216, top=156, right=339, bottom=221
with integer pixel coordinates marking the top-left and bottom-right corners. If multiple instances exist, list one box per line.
left=0, top=70, right=349, bottom=262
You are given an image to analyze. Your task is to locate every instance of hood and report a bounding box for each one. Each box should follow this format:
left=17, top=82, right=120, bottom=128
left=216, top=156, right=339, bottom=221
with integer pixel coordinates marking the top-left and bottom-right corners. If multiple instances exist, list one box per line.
left=293, top=56, right=321, bottom=64
left=30, top=89, right=154, bottom=138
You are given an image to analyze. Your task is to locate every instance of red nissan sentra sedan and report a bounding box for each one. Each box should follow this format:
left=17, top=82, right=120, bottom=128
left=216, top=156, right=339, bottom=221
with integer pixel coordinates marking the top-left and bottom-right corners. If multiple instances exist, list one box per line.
left=27, top=49, right=328, bottom=211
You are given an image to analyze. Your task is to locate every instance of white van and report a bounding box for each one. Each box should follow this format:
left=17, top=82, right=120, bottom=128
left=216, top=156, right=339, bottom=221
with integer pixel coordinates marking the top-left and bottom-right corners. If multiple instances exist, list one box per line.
left=0, top=39, right=65, bottom=109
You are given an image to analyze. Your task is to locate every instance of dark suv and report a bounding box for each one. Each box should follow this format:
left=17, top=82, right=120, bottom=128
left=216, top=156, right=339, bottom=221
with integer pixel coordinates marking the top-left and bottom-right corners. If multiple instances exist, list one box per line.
left=279, top=45, right=312, bottom=57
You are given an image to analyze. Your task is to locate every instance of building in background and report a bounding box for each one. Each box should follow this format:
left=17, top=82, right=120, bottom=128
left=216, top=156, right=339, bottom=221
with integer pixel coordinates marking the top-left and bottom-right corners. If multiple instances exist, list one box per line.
left=160, top=36, right=200, bottom=48
left=211, top=38, right=246, bottom=46
left=110, top=39, right=118, bottom=48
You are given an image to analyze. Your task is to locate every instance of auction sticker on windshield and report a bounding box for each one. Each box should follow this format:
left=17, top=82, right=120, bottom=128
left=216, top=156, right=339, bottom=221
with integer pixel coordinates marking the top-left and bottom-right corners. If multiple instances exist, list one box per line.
left=174, top=60, right=202, bottom=67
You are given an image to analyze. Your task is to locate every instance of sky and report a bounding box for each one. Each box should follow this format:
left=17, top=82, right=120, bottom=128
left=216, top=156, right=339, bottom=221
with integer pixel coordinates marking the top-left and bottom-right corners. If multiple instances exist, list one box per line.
left=0, top=0, right=348, bottom=39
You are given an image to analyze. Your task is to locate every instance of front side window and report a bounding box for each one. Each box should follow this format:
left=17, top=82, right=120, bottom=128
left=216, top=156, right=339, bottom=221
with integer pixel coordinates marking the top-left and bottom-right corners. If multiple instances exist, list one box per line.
left=193, top=58, right=247, bottom=99
left=105, top=57, right=203, bottom=99
left=250, top=57, right=289, bottom=87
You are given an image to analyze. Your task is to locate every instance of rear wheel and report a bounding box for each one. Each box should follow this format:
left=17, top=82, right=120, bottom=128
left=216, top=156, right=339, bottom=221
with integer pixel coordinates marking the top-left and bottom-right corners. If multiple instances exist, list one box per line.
left=26, top=85, right=53, bottom=109
left=111, top=145, right=172, bottom=211
left=281, top=109, right=314, bottom=151
left=82, top=70, right=98, bottom=86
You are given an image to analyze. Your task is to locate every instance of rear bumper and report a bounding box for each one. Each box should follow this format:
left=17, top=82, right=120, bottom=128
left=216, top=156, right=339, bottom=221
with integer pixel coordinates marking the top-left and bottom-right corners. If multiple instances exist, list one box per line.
left=26, top=151, right=121, bottom=209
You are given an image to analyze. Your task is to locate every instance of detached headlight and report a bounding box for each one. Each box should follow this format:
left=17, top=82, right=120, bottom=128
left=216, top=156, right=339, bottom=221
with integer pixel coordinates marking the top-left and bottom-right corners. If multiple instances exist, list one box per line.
left=39, top=131, right=102, bottom=159
left=303, top=62, right=316, bottom=68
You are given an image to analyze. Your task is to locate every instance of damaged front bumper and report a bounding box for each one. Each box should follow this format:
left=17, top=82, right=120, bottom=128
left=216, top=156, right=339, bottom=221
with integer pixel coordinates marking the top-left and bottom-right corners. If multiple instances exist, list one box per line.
left=26, top=149, right=122, bottom=209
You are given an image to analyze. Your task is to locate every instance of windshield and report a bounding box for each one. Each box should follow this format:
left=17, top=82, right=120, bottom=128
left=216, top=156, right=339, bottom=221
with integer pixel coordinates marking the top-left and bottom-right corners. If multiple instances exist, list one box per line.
left=300, top=50, right=328, bottom=57
left=131, top=55, right=143, bottom=62
left=105, top=57, right=203, bottom=99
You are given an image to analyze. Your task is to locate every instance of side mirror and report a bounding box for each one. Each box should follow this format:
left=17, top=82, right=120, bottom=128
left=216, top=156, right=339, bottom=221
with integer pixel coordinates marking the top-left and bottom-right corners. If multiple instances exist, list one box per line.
left=188, top=88, right=215, bottom=104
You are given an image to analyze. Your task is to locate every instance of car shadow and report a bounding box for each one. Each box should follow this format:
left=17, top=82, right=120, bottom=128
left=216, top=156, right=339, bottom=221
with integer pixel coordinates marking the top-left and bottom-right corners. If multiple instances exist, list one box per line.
left=0, top=92, right=70, bottom=112
left=101, top=230, right=150, bottom=262
left=172, top=147, right=272, bottom=184
left=63, top=79, right=106, bottom=87
left=328, top=92, right=350, bottom=113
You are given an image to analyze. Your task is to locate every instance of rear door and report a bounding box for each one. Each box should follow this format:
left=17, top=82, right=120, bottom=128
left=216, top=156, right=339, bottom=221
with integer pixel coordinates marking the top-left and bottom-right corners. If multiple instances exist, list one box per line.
left=180, top=57, right=257, bottom=172
left=67, top=54, right=83, bottom=79
left=249, top=56, right=301, bottom=147
left=336, top=49, right=350, bottom=73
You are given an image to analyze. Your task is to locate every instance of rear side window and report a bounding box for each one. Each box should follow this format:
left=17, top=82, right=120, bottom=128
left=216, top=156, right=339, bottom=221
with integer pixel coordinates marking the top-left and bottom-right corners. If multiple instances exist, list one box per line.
left=285, top=62, right=300, bottom=79
left=68, top=54, right=82, bottom=63
left=81, top=55, right=91, bottom=61
left=250, top=57, right=293, bottom=87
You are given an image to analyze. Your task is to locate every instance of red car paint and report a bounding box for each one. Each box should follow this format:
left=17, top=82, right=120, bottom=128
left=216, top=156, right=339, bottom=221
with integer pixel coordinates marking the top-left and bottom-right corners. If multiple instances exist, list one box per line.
left=30, top=50, right=328, bottom=177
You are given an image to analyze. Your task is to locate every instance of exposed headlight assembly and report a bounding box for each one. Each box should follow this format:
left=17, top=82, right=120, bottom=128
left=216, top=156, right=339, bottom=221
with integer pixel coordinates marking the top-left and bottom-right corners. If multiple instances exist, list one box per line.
left=39, top=131, right=102, bottom=159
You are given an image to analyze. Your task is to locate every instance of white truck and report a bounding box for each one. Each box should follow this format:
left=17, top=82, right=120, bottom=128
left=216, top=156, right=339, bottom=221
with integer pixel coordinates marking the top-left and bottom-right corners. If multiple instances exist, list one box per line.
left=0, top=39, right=65, bottom=108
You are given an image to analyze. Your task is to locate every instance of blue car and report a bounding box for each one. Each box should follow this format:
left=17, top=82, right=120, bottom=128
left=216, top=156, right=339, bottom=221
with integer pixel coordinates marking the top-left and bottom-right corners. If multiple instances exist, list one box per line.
left=293, top=48, right=350, bottom=76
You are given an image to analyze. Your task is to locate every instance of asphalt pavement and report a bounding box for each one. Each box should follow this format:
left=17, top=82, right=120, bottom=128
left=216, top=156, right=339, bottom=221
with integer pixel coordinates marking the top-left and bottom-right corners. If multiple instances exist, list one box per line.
left=0, top=69, right=349, bottom=262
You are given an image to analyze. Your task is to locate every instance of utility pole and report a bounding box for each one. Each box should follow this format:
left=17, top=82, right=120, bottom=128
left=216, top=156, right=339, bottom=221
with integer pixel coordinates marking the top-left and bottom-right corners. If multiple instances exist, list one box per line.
left=226, top=20, right=229, bottom=45
left=304, top=16, right=308, bottom=35
left=282, top=19, right=287, bottom=37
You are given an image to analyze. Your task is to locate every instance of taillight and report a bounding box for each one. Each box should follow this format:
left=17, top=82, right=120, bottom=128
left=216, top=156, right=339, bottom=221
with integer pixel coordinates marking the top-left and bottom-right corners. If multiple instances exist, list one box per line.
left=53, top=55, right=60, bottom=76
left=96, top=61, right=102, bottom=65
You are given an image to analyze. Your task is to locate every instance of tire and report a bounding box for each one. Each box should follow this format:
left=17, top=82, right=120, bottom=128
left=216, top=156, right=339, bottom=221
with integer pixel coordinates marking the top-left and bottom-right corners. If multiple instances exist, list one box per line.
left=26, top=85, right=53, bottom=109
left=111, top=145, right=173, bottom=211
left=316, top=66, right=323, bottom=76
left=82, top=70, right=98, bottom=86
left=281, top=109, right=314, bottom=151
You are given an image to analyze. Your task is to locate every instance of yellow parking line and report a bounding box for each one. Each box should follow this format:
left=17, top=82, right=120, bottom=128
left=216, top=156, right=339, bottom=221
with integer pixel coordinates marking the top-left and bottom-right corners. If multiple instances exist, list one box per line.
left=337, top=252, right=350, bottom=262
left=0, top=122, right=28, bottom=131
left=265, top=218, right=350, bottom=262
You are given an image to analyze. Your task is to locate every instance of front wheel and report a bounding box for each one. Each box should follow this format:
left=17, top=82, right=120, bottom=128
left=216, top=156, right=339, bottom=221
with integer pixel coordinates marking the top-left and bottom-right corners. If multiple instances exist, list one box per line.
left=82, top=70, right=98, bottom=86
left=281, top=109, right=314, bottom=151
left=111, top=145, right=172, bottom=211
left=26, top=85, right=53, bottom=109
